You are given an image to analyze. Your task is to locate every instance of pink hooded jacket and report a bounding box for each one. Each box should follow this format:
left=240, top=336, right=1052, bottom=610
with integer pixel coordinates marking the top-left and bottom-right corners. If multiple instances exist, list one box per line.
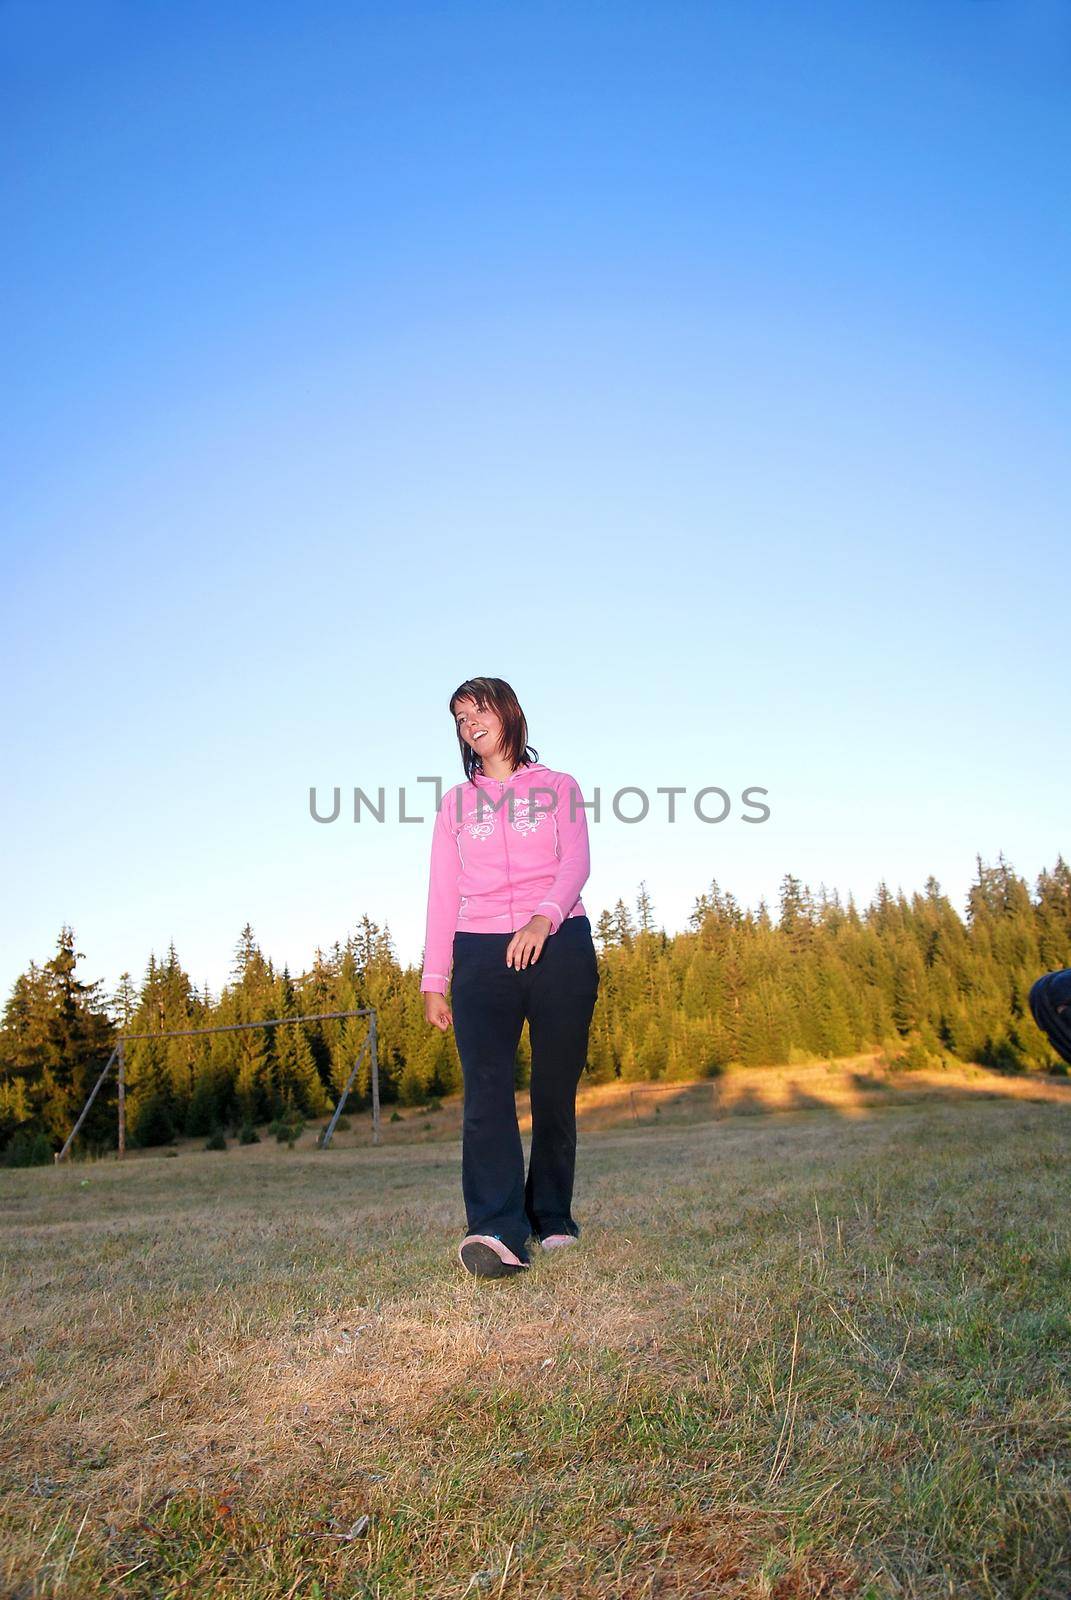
left=420, top=762, right=592, bottom=995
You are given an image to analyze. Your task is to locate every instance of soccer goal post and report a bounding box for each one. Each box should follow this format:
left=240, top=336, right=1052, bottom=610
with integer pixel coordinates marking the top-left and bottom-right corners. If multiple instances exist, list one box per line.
left=55, top=1007, right=379, bottom=1161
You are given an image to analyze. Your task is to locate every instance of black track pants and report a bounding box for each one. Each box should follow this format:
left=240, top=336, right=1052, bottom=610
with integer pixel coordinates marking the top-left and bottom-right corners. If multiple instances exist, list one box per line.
left=449, top=915, right=600, bottom=1263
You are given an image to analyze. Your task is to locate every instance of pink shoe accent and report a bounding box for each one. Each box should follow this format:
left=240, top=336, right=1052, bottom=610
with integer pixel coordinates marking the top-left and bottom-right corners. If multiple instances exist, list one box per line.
left=458, top=1234, right=530, bottom=1276
left=540, top=1233, right=578, bottom=1251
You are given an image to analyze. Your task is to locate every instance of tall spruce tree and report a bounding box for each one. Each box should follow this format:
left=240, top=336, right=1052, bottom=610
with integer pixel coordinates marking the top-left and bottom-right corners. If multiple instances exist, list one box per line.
left=0, top=929, right=115, bottom=1153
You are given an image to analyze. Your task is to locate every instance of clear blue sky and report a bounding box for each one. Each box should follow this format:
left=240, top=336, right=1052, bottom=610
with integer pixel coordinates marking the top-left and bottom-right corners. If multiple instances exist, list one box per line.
left=3, top=0, right=1068, bottom=1006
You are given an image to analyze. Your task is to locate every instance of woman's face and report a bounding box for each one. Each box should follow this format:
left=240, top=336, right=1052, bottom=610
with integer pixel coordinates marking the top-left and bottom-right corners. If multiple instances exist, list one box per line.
left=453, top=697, right=504, bottom=760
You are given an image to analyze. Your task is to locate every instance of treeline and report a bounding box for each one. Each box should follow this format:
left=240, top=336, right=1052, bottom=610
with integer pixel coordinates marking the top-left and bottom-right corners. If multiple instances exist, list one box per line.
left=1, top=853, right=1069, bottom=1163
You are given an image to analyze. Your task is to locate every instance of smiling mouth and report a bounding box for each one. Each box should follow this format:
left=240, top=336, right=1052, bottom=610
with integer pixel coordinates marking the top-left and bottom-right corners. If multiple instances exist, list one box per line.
left=472, top=730, right=488, bottom=740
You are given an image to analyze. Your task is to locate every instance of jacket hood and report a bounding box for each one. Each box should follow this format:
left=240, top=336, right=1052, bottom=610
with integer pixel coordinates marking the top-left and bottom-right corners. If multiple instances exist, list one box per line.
left=471, top=760, right=550, bottom=787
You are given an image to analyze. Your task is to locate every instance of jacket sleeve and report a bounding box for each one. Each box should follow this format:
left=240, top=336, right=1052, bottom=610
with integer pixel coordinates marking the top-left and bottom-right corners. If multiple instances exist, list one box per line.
left=420, top=790, right=461, bottom=994
left=534, top=772, right=592, bottom=935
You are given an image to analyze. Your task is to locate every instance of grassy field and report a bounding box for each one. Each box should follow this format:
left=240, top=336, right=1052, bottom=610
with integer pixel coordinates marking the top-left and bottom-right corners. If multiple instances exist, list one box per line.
left=2, top=1059, right=1069, bottom=1599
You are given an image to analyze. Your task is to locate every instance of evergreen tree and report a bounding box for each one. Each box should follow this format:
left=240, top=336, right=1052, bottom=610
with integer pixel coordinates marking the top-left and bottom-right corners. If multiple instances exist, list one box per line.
left=270, top=968, right=329, bottom=1117
left=610, top=898, right=637, bottom=948
left=0, top=929, right=115, bottom=1153
left=636, top=881, right=656, bottom=935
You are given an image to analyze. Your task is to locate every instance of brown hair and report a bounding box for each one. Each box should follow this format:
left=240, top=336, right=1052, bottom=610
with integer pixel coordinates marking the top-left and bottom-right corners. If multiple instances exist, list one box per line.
left=448, top=676, right=539, bottom=783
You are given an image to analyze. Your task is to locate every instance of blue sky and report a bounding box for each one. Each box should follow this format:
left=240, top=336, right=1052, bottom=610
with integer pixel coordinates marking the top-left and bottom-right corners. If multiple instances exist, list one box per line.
left=3, top=0, right=1068, bottom=1005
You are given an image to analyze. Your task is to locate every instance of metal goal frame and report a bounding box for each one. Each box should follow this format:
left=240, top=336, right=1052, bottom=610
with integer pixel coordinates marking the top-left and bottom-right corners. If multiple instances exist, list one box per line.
left=55, top=1008, right=379, bottom=1161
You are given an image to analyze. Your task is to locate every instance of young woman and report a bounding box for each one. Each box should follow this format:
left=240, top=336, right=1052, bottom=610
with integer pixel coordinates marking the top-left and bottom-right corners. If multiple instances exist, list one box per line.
left=421, top=676, right=600, bottom=1279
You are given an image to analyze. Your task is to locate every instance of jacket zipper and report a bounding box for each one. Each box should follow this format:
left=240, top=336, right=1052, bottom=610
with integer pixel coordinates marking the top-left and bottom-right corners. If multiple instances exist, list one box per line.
left=498, top=777, right=514, bottom=927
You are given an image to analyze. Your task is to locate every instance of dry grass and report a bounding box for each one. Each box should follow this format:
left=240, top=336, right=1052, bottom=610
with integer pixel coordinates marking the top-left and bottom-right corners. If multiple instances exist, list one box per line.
left=1, top=1062, right=1069, bottom=1599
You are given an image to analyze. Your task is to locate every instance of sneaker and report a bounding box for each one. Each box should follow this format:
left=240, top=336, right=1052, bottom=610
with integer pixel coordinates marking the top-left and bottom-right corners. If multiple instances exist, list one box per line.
left=458, top=1233, right=531, bottom=1277
left=539, top=1233, right=578, bottom=1251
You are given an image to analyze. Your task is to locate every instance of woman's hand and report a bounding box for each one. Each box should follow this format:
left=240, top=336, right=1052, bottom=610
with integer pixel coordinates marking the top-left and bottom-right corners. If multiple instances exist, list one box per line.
left=505, top=914, right=553, bottom=971
left=424, top=992, right=453, bottom=1031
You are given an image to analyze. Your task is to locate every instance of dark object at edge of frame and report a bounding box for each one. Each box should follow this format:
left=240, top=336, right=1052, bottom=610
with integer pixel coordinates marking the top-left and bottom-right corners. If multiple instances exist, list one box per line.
left=1028, top=967, right=1071, bottom=1067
